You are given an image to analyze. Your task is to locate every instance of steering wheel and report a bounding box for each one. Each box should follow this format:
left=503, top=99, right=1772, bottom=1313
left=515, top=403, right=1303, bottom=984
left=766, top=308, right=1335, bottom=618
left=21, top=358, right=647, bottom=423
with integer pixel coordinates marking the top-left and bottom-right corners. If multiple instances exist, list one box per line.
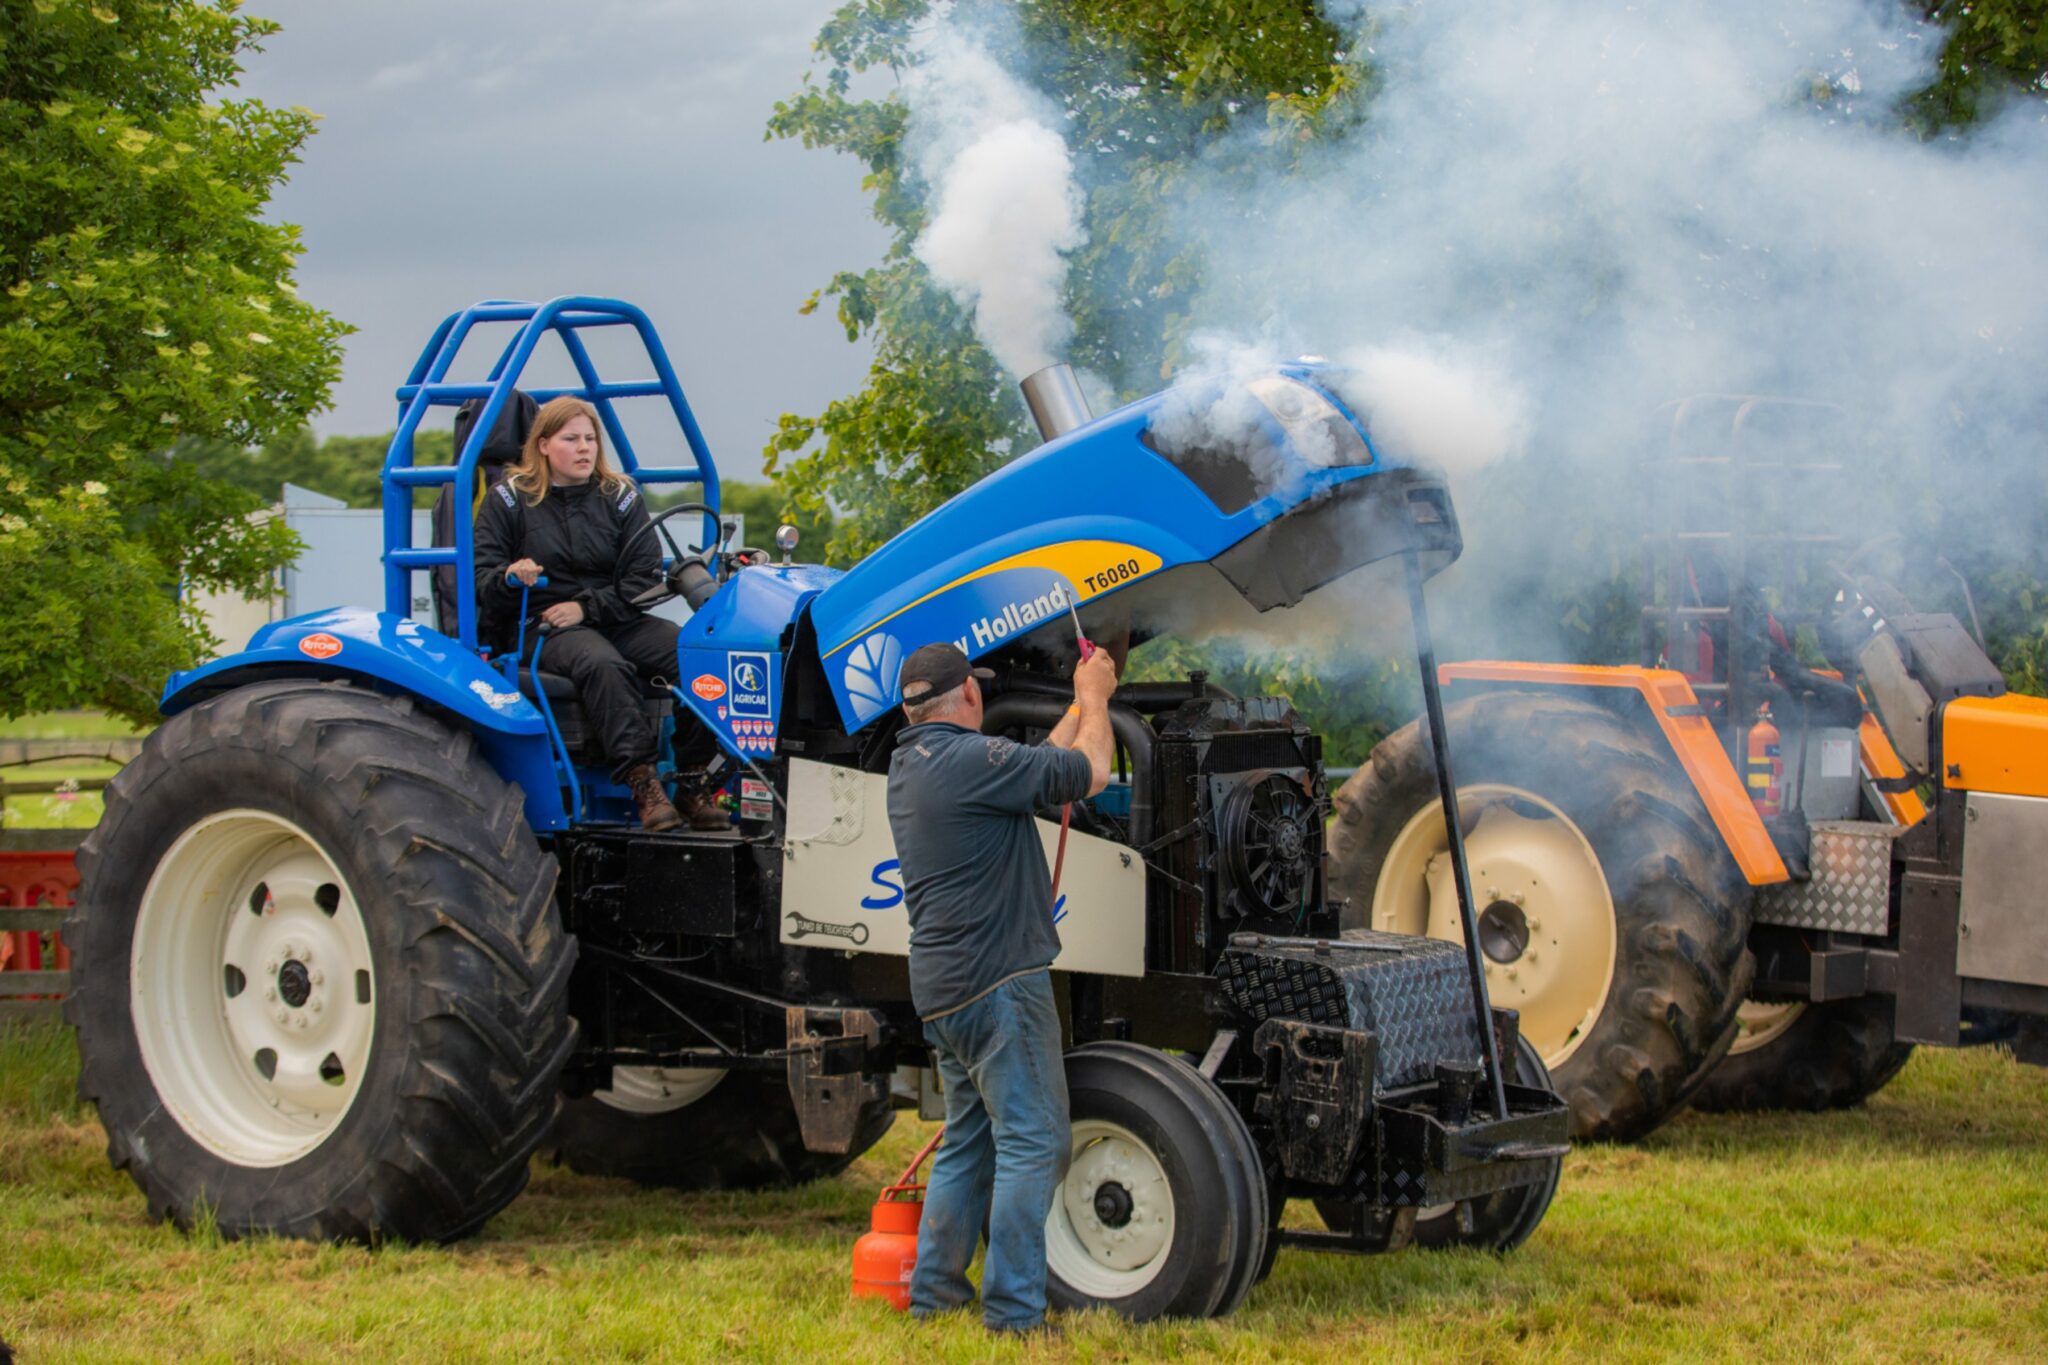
left=614, top=501, right=725, bottom=609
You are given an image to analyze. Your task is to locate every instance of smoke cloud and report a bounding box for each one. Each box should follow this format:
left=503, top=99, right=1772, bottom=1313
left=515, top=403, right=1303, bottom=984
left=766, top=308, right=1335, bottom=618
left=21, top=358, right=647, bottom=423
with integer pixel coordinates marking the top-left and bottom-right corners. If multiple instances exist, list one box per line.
left=905, top=17, right=1086, bottom=380
left=1147, top=0, right=2048, bottom=665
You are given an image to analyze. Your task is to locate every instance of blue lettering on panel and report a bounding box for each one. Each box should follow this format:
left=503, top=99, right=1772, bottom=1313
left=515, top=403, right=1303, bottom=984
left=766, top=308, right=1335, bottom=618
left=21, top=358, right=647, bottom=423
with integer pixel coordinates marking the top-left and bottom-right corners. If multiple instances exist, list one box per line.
left=862, top=858, right=904, bottom=911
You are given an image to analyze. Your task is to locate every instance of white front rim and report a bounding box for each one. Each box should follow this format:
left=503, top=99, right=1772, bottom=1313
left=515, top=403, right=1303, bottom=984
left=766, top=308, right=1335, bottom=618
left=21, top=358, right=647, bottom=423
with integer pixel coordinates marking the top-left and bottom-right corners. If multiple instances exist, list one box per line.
left=1372, top=785, right=1619, bottom=1068
left=594, top=1065, right=726, bottom=1115
left=1728, top=999, right=1807, bottom=1056
left=131, top=810, right=376, bottom=1167
left=1045, top=1119, right=1175, bottom=1299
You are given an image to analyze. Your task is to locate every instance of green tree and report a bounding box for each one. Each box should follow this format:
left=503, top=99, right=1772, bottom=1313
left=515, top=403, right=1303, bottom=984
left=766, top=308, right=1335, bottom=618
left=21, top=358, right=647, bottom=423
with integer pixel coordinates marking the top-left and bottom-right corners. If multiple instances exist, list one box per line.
left=172, top=426, right=446, bottom=509
left=0, top=0, right=347, bottom=722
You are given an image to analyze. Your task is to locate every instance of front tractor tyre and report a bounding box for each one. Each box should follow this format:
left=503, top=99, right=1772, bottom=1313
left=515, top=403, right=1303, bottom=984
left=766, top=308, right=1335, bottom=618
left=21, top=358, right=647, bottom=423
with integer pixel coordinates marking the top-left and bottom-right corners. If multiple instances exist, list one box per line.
left=1690, top=996, right=1914, bottom=1114
left=1045, top=1042, right=1269, bottom=1322
left=1327, top=692, right=1754, bottom=1142
left=66, top=681, right=576, bottom=1243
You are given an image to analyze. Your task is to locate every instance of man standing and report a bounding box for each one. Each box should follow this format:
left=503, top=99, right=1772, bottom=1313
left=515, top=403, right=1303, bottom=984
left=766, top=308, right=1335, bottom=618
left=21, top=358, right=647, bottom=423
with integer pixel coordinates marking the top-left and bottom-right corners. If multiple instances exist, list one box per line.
left=886, top=640, right=1119, bottom=1335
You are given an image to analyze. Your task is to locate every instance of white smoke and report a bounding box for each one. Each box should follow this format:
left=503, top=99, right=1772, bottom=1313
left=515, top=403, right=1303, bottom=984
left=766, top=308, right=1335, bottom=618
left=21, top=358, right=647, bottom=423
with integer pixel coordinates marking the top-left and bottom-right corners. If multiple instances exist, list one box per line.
left=906, top=18, right=1086, bottom=380
left=1126, top=0, right=2048, bottom=665
left=1328, top=344, right=1525, bottom=477
left=1179, top=1, right=2048, bottom=504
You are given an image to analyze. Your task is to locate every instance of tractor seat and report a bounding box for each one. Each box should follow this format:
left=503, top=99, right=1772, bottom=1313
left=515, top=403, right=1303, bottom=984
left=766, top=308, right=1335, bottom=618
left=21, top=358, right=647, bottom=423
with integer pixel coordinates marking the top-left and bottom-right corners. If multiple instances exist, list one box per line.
left=511, top=666, right=672, bottom=762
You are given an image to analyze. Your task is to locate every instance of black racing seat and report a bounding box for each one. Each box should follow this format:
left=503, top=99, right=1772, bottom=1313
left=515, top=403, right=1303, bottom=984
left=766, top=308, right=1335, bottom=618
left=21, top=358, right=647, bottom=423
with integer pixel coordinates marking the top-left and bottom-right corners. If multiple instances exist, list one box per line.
left=512, top=665, right=672, bottom=763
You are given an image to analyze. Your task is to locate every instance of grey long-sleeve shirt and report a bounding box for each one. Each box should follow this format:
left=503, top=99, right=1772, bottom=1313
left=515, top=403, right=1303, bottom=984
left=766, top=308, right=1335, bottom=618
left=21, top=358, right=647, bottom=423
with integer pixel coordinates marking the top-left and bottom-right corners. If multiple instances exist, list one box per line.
left=885, top=721, right=1094, bottom=1020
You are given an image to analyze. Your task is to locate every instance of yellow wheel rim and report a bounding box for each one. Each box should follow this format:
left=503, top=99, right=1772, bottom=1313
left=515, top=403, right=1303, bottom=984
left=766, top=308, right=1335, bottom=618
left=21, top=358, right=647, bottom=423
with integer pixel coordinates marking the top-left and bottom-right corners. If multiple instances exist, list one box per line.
left=1371, top=785, right=1618, bottom=1068
left=1727, top=999, right=1806, bottom=1055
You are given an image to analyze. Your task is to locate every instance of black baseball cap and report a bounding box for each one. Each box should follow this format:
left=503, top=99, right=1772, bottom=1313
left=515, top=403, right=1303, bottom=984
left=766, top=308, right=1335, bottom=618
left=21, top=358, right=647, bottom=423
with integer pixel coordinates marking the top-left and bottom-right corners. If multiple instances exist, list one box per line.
left=898, top=642, right=994, bottom=704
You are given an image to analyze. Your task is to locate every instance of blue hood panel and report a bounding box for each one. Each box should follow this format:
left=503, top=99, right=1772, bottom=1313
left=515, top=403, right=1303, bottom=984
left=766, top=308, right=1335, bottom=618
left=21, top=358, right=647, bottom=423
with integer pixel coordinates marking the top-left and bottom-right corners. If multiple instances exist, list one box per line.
left=809, top=370, right=1449, bottom=730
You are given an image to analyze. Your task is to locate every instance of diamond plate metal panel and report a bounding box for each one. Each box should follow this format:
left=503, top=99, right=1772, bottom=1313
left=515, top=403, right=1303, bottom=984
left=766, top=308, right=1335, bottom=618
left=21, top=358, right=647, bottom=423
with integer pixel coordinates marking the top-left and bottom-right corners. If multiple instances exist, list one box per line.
left=1752, top=820, right=1898, bottom=935
left=1214, top=929, right=1483, bottom=1091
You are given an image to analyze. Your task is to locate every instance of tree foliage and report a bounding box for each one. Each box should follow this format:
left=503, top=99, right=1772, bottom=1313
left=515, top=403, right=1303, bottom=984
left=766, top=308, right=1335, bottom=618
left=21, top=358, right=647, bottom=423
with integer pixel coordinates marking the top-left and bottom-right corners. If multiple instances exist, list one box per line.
left=0, top=0, right=347, bottom=722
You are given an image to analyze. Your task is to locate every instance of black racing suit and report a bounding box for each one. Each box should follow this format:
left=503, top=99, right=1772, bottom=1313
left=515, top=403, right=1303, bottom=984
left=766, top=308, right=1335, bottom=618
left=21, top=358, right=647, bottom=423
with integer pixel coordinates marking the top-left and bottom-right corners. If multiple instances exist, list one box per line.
left=473, top=478, right=679, bottom=779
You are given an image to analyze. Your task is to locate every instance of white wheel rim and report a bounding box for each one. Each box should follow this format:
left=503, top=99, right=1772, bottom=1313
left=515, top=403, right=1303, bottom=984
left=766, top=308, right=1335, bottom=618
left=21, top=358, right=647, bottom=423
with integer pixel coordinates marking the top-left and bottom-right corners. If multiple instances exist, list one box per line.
left=594, top=1065, right=725, bottom=1114
left=131, top=810, right=376, bottom=1167
left=1728, top=999, right=1807, bottom=1056
left=1045, top=1119, right=1175, bottom=1299
left=1372, top=785, right=1618, bottom=1068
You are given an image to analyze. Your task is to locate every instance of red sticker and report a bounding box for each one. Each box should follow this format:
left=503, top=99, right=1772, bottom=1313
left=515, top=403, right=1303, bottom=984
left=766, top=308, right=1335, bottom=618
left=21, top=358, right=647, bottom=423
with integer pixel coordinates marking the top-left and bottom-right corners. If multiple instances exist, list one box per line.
left=690, top=674, right=727, bottom=701
left=298, top=633, right=343, bottom=660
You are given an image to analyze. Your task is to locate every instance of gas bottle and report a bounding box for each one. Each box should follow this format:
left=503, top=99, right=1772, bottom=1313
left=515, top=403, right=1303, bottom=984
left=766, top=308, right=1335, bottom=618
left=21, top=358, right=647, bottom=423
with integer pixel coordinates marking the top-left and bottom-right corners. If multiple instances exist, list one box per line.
left=1746, top=706, right=1783, bottom=816
left=852, top=1127, right=945, bottom=1311
left=851, top=1192, right=924, bottom=1311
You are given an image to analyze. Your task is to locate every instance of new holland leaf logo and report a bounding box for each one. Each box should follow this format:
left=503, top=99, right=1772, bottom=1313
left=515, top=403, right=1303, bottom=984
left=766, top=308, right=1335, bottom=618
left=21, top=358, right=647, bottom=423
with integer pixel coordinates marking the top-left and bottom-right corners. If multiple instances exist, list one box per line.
left=843, top=632, right=903, bottom=714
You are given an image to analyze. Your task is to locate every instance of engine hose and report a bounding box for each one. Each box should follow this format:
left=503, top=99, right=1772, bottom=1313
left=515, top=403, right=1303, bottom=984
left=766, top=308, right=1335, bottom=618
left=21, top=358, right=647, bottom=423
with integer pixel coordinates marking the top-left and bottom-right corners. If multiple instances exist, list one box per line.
left=980, top=694, right=1154, bottom=849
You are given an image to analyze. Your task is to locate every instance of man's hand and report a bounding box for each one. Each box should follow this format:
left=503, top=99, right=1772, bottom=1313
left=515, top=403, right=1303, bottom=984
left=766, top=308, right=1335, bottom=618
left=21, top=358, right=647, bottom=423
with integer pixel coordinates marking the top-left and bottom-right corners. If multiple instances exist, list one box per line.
left=541, top=599, right=585, bottom=630
left=507, top=557, right=544, bottom=587
left=1074, top=649, right=1119, bottom=707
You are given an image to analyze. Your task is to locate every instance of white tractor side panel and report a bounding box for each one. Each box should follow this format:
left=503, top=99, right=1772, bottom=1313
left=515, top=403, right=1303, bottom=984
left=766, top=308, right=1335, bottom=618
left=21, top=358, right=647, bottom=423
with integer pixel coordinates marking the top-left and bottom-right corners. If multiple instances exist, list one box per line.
left=781, top=758, right=1146, bottom=977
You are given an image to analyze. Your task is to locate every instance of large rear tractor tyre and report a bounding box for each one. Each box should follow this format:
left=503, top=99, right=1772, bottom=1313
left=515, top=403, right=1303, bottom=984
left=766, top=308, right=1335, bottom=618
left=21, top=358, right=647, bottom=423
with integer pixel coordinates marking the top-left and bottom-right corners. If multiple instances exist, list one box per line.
left=549, top=1068, right=893, bottom=1189
left=1314, top=1033, right=1563, bottom=1252
left=1690, top=997, right=1914, bottom=1113
left=67, top=681, right=575, bottom=1243
left=1328, top=691, right=1754, bottom=1142
left=1046, top=1042, right=1268, bottom=1321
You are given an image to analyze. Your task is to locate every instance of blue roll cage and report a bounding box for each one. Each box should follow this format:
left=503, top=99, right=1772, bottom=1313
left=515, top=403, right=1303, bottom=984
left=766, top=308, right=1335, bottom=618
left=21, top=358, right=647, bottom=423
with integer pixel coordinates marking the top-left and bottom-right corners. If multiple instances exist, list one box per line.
left=379, top=296, right=723, bottom=651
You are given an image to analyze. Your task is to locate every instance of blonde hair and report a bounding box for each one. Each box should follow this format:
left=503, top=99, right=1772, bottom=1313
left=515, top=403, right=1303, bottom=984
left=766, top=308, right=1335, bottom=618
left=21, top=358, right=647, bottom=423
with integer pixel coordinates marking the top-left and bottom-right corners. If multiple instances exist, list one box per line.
left=505, top=396, right=631, bottom=505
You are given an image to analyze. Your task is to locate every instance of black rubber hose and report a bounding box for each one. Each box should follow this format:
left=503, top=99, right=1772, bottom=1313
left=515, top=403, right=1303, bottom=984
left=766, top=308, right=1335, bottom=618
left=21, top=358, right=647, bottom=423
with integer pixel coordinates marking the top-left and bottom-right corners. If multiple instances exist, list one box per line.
left=980, top=694, right=1154, bottom=848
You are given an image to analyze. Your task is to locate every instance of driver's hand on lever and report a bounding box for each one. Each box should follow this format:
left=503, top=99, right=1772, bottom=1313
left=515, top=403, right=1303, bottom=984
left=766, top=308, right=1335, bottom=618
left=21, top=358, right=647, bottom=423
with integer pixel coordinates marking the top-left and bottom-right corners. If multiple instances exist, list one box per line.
left=540, top=599, right=585, bottom=630
left=507, top=557, right=545, bottom=587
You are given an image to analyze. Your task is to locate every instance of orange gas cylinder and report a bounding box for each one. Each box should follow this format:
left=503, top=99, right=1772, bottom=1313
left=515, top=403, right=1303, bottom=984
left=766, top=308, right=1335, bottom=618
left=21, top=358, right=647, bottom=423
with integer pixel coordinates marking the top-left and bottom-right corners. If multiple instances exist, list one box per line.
left=1746, top=707, right=1783, bottom=816
left=852, top=1127, right=945, bottom=1311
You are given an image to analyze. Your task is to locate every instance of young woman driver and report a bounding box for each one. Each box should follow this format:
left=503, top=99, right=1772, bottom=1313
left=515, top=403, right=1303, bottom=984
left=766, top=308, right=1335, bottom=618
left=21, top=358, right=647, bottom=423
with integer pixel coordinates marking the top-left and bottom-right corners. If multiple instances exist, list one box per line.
left=473, top=395, right=724, bottom=832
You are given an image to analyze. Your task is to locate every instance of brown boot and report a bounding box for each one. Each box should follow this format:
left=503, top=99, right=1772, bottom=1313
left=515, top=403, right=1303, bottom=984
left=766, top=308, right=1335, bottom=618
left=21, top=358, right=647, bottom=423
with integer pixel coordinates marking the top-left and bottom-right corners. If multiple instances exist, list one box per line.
left=680, top=789, right=730, bottom=832
left=624, top=764, right=682, bottom=832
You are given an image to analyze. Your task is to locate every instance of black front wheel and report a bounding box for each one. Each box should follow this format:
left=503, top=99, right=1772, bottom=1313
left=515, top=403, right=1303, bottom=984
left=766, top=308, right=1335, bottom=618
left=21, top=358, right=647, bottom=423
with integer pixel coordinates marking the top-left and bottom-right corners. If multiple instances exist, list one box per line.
left=1045, top=1042, right=1269, bottom=1321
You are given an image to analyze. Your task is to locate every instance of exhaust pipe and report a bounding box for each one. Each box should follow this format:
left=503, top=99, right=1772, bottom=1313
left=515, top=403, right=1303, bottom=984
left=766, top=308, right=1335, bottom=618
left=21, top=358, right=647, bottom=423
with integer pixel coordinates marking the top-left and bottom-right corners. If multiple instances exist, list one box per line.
left=1020, top=363, right=1092, bottom=443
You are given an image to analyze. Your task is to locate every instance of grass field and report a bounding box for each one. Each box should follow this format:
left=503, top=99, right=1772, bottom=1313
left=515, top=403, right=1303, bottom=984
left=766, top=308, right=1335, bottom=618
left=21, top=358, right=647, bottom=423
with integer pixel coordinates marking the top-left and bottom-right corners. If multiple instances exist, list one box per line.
left=2, top=1018, right=2044, bottom=1362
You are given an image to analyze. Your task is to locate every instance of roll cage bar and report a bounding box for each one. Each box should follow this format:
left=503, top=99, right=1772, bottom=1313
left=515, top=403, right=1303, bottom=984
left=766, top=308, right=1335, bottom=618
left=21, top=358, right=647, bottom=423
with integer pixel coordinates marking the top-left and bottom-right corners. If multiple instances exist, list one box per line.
left=379, top=296, right=722, bottom=650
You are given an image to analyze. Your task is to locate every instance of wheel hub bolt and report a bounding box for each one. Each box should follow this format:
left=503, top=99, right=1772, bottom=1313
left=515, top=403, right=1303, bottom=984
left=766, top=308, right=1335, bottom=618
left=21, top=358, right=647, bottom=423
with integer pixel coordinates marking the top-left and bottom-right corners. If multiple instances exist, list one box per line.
left=277, top=959, right=313, bottom=1009
left=1093, top=1181, right=1135, bottom=1228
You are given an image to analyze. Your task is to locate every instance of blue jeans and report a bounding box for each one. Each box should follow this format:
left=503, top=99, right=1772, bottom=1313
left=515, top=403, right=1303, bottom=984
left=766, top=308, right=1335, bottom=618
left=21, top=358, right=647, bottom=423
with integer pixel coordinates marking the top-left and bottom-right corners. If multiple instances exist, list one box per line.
left=911, top=970, right=1070, bottom=1331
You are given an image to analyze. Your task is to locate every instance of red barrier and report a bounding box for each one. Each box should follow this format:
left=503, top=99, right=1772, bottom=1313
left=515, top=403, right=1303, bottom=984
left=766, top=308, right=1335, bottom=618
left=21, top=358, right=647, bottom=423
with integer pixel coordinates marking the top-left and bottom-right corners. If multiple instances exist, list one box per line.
left=0, top=848, right=78, bottom=983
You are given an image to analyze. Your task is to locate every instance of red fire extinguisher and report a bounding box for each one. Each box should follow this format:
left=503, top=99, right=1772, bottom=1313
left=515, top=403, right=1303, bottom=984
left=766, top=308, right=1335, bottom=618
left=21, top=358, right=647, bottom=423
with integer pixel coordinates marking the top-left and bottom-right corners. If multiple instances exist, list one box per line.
left=1746, top=705, right=1782, bottom=816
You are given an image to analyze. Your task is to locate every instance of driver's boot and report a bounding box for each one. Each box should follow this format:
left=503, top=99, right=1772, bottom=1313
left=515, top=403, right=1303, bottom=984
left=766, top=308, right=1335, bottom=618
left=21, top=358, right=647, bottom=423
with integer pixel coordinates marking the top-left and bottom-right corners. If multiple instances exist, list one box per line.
left=679, top=789, right=730, bottom=832
left=624, top=764, right=682, bottom=832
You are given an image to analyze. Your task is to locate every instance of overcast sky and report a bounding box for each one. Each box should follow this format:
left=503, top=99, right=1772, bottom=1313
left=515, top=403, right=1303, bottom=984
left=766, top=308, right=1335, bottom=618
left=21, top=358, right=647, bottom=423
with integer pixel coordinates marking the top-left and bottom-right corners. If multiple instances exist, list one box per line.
left=234, top=0, right=889, bottom=480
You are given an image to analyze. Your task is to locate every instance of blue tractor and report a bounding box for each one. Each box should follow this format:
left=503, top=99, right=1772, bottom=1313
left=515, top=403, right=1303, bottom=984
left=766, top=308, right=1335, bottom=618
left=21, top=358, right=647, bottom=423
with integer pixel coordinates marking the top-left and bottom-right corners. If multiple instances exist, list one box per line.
left=69, top=299, right=1568, bottom=1320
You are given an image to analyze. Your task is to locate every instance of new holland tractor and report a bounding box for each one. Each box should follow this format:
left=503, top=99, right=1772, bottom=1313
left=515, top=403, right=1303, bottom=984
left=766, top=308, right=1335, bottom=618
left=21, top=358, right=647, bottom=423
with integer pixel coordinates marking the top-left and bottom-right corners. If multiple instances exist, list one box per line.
left=67, top=298, right=1569, bottom=1321
left=1329, top=394, right=2048, bottom=1143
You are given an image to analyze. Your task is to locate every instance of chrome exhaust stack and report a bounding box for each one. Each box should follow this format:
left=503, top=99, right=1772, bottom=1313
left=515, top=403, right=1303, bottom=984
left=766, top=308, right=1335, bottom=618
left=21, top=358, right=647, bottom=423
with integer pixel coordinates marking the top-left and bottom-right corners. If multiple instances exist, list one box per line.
left=1020, top=363, right=1092, bottom=443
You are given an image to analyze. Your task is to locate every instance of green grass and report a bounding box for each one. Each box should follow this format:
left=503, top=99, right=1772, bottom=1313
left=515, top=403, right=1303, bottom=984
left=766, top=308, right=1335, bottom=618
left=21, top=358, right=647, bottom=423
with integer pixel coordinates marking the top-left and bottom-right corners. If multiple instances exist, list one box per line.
left=1, top=760, right=116, bottom=830
left=2, top=1020, right=2044, bottom=1362
left=1, top=712, right=134, bottom=830
left=0, top=711, right=146, bottom=741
